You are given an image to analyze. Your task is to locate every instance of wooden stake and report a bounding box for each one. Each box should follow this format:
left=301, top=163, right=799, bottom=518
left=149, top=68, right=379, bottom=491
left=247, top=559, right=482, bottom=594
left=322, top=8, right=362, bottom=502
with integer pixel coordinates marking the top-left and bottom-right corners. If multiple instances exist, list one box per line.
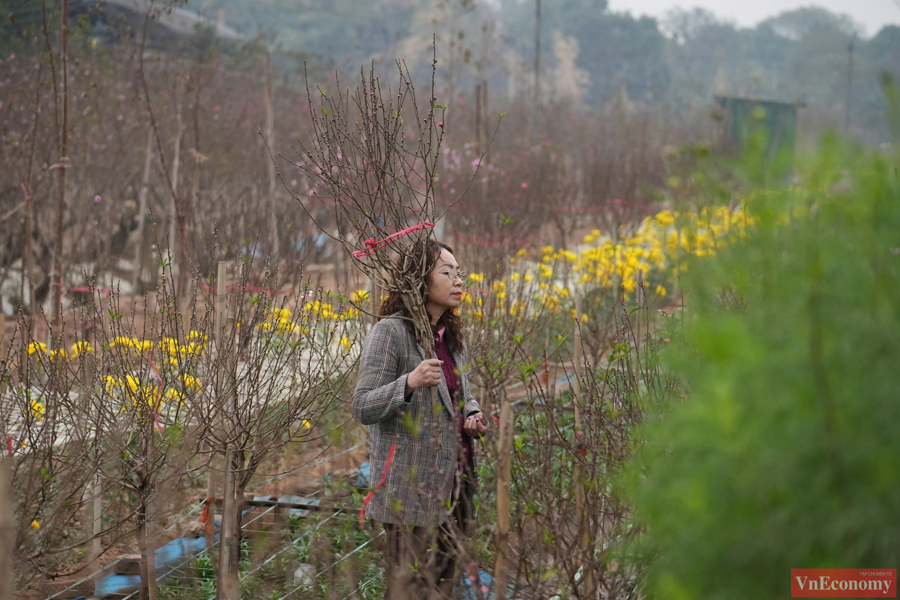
left=493, top=395, right=514, bottom=600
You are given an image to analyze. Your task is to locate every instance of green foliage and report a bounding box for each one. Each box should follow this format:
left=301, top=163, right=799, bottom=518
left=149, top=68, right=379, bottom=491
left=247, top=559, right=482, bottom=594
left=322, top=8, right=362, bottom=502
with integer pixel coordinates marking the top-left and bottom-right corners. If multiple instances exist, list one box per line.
left=621, top=137, right=900, bottom=599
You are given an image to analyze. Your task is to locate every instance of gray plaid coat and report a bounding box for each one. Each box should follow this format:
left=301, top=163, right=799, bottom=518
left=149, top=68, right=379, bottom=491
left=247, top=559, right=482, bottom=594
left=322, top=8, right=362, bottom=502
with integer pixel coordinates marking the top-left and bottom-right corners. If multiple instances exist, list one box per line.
left=352, top=312, right=481, bottom=527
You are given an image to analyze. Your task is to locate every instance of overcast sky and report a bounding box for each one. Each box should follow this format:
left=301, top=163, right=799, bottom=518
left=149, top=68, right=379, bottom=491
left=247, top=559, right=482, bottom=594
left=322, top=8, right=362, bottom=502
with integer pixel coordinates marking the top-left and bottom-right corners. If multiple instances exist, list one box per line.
left=605, top=0, right=900, bottom=37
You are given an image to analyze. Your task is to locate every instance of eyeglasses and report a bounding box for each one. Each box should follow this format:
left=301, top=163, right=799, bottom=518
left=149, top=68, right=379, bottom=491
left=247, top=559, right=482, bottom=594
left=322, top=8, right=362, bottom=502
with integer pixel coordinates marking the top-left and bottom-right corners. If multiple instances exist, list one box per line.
left=437, top=268, right=467, bottom=283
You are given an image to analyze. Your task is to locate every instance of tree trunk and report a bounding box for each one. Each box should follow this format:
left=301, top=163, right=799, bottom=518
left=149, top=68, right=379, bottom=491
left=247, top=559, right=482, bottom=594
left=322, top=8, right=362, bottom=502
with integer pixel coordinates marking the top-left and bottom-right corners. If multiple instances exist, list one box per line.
left=265, top=52, right=279, bottom=261
left=138, top=495, right=158, bottom=600
left=50, top=0, right=70, bottom=339
left=168, top=81, right=183, bottom=284
left=132, top=125, right=154, bottom=293
left=217, top=449, right=238, bottom=600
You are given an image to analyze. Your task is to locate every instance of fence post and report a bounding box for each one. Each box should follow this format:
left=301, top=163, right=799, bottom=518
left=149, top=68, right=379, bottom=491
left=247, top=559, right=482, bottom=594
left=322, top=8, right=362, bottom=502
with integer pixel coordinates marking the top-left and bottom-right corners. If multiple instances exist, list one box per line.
left=0, top=459, right=12, bottom=600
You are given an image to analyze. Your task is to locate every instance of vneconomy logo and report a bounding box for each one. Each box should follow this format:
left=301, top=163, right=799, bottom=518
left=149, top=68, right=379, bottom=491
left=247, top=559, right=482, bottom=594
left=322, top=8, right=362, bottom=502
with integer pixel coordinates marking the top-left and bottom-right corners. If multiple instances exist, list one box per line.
left=792, top=569, right=896, bottom=598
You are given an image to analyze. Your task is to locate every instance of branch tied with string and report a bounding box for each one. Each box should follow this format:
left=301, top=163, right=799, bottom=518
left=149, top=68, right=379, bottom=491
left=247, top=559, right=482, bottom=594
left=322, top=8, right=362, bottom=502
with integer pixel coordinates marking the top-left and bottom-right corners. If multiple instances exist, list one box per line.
left=256, top=41, right=502, bottom=461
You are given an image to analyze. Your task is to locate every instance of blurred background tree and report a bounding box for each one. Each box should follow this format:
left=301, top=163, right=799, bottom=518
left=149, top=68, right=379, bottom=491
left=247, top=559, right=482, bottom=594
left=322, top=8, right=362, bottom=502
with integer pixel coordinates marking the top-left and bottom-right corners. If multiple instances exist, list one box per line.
left=620, top=131, right=900, bottom=599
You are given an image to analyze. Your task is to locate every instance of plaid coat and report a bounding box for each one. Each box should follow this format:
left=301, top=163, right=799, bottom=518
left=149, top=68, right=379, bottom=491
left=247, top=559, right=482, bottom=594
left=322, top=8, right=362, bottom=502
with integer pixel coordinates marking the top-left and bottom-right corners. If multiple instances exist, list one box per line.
left=352, top=312, right=481, bottom=527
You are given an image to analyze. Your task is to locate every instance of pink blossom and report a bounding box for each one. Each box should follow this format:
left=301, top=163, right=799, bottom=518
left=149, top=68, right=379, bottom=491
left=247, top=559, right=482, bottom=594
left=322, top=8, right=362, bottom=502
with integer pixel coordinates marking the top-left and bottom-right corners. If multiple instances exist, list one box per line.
left=117, top=94, right=125, bottom=101
left=438, top=122, right=443, bottom=127
left=291, top=179, right=297, bottom=186
left=93, top=195, right=101, bottom=202
left=521, top=183, right=528, bottom=189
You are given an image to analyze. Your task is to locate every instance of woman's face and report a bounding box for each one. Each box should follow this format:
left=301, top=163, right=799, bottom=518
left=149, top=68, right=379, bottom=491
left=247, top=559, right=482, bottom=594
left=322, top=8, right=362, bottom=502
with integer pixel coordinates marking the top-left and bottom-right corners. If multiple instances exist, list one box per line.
left=426, top=248, right=465, bottom=312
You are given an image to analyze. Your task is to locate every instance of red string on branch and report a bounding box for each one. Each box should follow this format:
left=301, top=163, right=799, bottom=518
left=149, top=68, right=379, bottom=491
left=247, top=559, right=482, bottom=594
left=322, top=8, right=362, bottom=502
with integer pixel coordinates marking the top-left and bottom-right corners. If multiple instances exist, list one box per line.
left=351, top=222, right=435, bottom=258
left=359, top=443, right=396, bottom=527
left=7, top=434, right=13, bottom=458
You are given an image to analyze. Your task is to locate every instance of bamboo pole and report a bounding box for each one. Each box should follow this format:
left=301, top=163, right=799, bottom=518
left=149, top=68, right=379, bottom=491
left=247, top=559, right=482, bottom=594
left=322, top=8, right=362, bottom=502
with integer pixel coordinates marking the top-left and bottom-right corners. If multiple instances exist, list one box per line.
left=493, top=392, right=514, bottom=600
left=206, top=262, right=228, bottom=549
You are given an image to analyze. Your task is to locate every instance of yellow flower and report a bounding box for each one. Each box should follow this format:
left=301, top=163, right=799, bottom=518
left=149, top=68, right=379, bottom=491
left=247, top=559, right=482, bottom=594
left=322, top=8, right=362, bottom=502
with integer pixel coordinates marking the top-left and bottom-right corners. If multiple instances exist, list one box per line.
left=164, top=388, right=185, bottom=405
left=182, top=374, right=201, bottom=392
left=31, top=520, right=40, bottom=530
left=515, top=248, right=528, bottom=258
left=111, top=336, right=131, bottom=348
left=125, top=375, right=140, bottom=393
left=469, top=273, right=485, bottom=283
left=276, top=318, right=298, bottom=334
left=48, top=348, right=67, bottom=361
left=541, top=245, right=554, bottom=254
left=29, top=400, right=45, bottom=421
left=301, top=419, right=312, bottom=429
left=340, top=337, right=352, bottom=353
left=104, top=376, right=123, bottom=391
left=351, top=290, right=369, bottom=304
left=180, top=342, right=204, bottom=357
left=70, top=341, right=94, bottom=359
left=27, top=342, right=48, bottom=355
left=186, top=330, right=208, bottom=342
left=656, top=285, right=667, bottom=297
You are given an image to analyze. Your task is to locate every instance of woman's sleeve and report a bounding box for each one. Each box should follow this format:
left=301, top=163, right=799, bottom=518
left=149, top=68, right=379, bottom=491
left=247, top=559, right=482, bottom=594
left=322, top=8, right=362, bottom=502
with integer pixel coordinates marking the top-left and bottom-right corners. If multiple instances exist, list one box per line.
left=351, top=320, right=411, bottom=425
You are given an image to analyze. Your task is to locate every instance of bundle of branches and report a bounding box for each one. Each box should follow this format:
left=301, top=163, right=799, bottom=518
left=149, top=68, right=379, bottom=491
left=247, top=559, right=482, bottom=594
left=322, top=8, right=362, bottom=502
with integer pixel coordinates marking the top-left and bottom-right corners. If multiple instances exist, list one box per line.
left=270, top=48, right=496, bottom=452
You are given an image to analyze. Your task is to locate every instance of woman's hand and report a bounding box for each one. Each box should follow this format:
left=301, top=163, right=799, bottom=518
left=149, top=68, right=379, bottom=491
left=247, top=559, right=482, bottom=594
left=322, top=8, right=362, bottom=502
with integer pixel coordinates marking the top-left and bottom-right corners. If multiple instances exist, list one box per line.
left=407, top=359, right=443, bottom=391
left=464, top=412, right=489, bottom=437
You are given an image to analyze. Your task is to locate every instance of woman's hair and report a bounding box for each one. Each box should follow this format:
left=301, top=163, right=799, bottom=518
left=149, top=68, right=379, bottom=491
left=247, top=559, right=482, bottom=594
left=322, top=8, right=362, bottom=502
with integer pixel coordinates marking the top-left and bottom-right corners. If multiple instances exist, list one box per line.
left=378, top=239, right=464, bottom=354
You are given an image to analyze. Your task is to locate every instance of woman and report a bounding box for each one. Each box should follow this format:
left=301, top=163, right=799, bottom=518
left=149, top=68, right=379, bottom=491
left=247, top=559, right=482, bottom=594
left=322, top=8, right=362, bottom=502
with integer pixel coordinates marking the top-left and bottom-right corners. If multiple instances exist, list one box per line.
left=352, top=239, right=489, bottom=599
